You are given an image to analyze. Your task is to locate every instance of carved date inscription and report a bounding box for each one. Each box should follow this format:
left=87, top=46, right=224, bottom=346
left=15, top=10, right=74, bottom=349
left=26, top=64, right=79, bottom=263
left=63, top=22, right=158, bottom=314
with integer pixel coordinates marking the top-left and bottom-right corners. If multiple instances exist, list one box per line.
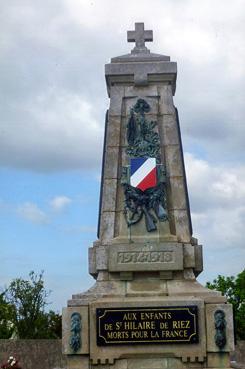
left=117, top=251, right=173, bottom=264
left=108, top=243, right=183, bottom=272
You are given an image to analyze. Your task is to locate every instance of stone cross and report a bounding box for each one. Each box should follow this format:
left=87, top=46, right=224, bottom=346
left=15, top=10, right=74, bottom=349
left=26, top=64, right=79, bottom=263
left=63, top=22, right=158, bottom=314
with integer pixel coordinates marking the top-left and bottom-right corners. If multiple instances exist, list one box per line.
left=127, top=22, right=153, bottom=53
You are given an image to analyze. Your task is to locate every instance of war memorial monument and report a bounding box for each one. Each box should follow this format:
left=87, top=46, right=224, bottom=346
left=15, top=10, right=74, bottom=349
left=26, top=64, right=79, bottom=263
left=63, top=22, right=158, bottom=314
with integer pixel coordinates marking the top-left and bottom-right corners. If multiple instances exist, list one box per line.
left=62, top=23, right=235, bottom=369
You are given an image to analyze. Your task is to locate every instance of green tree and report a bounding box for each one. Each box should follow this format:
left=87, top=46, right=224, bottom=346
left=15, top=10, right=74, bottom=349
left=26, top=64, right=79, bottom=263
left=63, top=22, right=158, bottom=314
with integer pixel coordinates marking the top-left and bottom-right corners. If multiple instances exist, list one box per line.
left=2, top=271, right=62, bottom=339
left=206, top=269, right=245, bottom=340
left=0, top=292, right=14, bottom=338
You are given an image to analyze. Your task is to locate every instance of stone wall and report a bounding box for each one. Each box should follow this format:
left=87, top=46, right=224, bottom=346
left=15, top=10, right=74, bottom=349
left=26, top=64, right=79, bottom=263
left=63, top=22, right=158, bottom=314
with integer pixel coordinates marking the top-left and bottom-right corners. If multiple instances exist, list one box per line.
left=0, top=340, right=67, bottom=369
left=0, top=340, right=244, bottom=369
left=232, top=341, right=245, bottom=365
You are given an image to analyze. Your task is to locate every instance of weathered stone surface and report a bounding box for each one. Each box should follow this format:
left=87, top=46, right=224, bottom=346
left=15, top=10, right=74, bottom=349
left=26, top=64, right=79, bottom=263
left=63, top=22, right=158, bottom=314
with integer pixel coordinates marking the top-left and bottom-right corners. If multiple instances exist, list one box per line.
left=183, top=244, right=195, bottom=268
left=105, top=61, right=177, bottom=93
left=165, top=144, right=184, bottom=177
left=68, top=356, right=89, bottom=369
left=207, top=352, right=230, bottom=368
left=167, top=279, right=222, bottom=299
left=126, top=279, right=167, bottom=296
left=158, top=85, right=176, bottom=115
left=194, top=244, right=203, bottom=275
left=127, top=358, right=180, bottom=369
left=124, top=85, right=158, bottom=98
left=206, top=303, right=235, bottom=353
left=89, top=246, right=97, bottom=276
left=0, top=340, right=67, bottom=369
left=168, top=176, right=187, bottom=210
left=170, top=209, right=191, bottom=242
left=62, top=306, right=89, bottom=355
left=106, top=116, right=121, bottom=147
left=101, top=179, right=117, bottom=212
left=108, top=243, right=183, bottom=272
left=108, top=85, right=124, bottom=114
left=96, top=245, right=108, bottom=270
left=159, top=113, right=179, bottom=145
left=99, top=211, right=115, bottom=243
left=183, top=268, right=195, bottom=280
left=103, top=147, right=119, bottom=179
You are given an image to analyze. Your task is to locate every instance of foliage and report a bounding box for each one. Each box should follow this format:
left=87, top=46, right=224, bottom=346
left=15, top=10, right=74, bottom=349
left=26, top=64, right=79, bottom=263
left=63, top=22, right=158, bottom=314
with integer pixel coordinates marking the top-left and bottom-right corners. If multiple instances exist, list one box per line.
left=1, top=271, right=62, bottom=339
left=0, top=293, right=14, bottom=338
left=1, top=356, right=21, bottom=369
left=206, top=269, right=245, bottom=340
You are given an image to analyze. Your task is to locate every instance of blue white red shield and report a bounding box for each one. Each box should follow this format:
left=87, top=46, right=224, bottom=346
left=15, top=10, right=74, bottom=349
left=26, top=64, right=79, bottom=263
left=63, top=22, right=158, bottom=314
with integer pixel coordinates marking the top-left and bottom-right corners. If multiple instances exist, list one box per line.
left=130, top=157, right=157, bottom=191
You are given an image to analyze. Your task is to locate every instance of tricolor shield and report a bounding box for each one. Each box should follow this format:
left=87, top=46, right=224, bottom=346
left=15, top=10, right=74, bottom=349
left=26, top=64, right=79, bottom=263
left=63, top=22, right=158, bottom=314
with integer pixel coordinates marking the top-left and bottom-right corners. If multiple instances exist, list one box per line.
left=130, top=157, right=157, bottom=191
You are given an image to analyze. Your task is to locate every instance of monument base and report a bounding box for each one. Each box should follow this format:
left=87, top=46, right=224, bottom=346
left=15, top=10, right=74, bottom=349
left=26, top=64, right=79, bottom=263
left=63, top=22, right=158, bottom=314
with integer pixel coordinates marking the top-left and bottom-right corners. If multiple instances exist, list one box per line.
left=63, top=276, right=234, bottom=369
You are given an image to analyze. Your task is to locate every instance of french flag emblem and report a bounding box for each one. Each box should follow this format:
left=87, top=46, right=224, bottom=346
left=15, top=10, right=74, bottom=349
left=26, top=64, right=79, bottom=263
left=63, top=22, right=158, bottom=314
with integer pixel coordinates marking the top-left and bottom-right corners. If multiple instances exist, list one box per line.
left=130, top=157, right=157, bottom=191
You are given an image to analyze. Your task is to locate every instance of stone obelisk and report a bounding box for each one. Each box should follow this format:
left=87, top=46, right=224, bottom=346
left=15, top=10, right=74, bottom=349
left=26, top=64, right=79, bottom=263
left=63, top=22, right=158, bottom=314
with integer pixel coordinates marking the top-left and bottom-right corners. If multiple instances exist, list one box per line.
left=63, top=23, right=234, bottom=369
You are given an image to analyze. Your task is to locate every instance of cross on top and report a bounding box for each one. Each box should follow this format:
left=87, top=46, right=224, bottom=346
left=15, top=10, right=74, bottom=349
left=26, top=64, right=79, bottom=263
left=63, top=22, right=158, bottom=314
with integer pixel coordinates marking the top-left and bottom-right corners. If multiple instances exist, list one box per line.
left=127, top=23, right=153, bottom=53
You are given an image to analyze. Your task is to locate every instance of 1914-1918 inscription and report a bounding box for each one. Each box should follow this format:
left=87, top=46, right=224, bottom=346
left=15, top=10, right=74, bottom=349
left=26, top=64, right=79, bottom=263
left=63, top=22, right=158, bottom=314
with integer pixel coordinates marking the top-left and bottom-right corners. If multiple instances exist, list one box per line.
left=117, top=251, right=173, bottom=263
left=97, top=306, right=198, bottom=345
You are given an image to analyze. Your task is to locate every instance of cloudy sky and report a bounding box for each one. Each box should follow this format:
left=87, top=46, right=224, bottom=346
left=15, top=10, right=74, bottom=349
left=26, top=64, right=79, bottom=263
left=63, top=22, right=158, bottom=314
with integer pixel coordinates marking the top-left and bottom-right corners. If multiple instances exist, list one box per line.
left=0, top=0, right=244, bottom=312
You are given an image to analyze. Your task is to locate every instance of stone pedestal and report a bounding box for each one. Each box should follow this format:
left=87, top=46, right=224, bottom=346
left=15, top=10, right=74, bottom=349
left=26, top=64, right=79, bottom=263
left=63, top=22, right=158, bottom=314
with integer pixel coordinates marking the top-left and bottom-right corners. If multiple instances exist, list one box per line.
left=62, top=23, right=234, bottom=369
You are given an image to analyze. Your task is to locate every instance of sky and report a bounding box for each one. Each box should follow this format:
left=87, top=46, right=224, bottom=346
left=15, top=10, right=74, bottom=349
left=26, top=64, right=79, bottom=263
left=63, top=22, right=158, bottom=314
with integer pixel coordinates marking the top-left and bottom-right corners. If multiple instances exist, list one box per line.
left=0, top=0, right=245, bottom=312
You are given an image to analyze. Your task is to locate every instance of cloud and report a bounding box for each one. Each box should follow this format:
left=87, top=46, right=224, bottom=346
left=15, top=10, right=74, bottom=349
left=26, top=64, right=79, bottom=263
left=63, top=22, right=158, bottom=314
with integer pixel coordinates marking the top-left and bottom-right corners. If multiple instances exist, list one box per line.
left=0, top=0, right=244, bottom=172
left=0, top=88, right=104, bottom=171
left=49, top=195, right=72, bottom=211
left=185, top=153, right=245, bottom=251
left=16, top=202, right=48, bottom=224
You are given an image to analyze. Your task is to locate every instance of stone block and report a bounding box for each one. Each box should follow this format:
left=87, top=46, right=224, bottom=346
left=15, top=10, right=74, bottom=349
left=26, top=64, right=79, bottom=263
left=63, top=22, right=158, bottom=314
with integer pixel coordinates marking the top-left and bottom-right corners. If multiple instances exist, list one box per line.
left=105, top=61, right=177, bottom=94
left=108, top=243, right=183, bottom=272
left=99, top=211, right=115, bottom=243
left=128, top=358, right=169, bottom=369
left=206, top=303, right=234, bottom=352
left=109, top=85, right=124, bottom=115
left=183, top=268, right=195, bottom=280
left=114, top=210, right=129, bottom=239
left=158, top=85, right=176, bottom=115
left=126, top=279, right=167, bottom=296
left=159, top=271, right=173, bottom=279
left=106, top=116, right=121, bottom=147
left=183, top=244, right=195, bottom=268
left=167, top=279, right=215, bottom=298
left=124, top=85, right=158, bottom=98
left=168, top=176, right=187, bottom=210
left=207, top=352, right=230, bottom=367
left=67, top=356, right=89, bottom=369
left=159, top=114, right=179, bottom=146
left=157, top=219, right=174, bottom=239
left=111, top=359, right=128, bottom=369
left=194, top=244, right=203, bottom=275
left=103, top=147, right=119, bottom=179
left=96, top=246, right=108, bottom=270
left=89, top=247, right=96, bottom=276
left=62, top=306, right=89, bottom=355
left=165, top=144, right=184, bottom=177
left=170, top=209, right=191, bottom=243
left=101, top=179, right=117, bottom=212
left=116, top=185, right=125, bottom=212
left=119, top=271, right=133, bottom=281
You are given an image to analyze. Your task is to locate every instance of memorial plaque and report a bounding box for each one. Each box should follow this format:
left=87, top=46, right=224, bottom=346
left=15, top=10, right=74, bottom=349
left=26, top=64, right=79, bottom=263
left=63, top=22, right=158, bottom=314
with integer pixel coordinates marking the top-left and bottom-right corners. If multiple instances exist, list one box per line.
left=97, top=306, right=198, bottom=345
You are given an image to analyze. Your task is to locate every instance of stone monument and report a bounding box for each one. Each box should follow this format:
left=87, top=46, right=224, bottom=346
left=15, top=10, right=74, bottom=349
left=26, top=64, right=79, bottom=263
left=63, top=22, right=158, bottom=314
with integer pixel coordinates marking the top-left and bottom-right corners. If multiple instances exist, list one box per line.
left=63, top=23, right=234, bottom=369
